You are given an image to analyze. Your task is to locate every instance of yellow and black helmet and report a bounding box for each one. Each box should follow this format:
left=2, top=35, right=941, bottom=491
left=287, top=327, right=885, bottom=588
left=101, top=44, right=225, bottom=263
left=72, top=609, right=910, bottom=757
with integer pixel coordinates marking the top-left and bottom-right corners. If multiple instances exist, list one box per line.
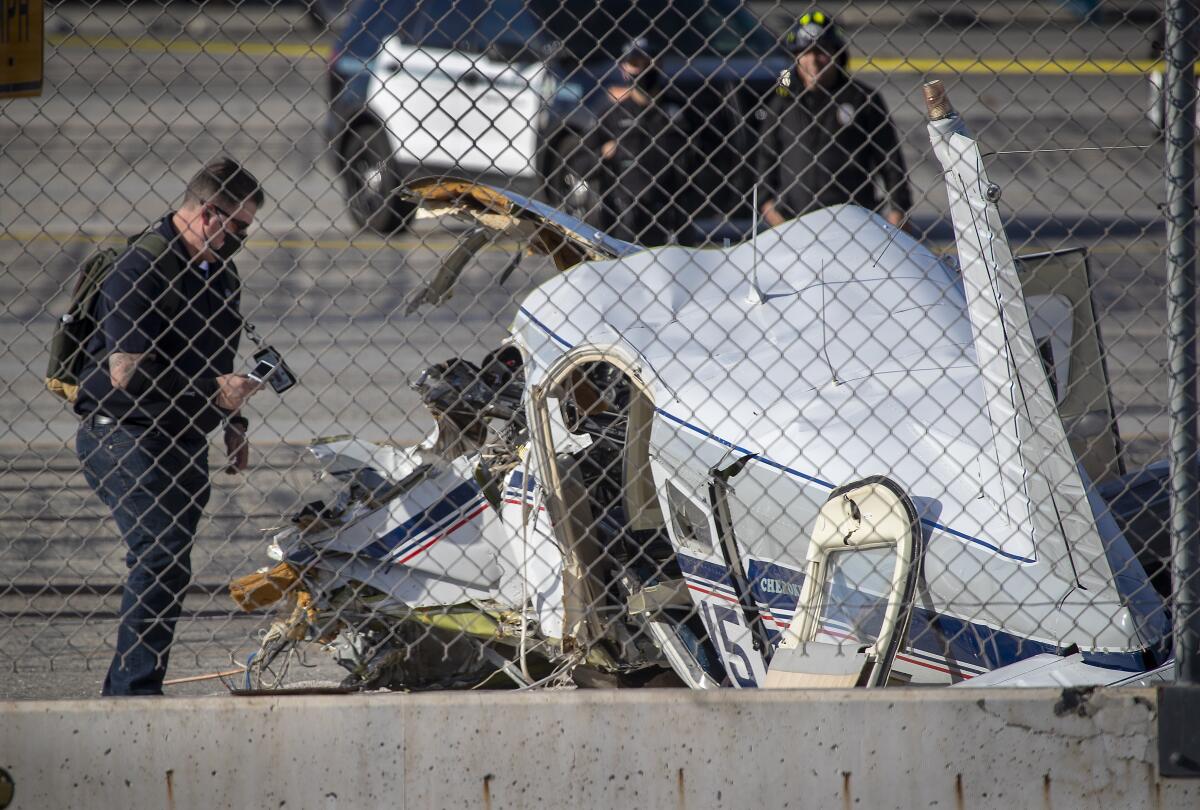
left=784, top=11, right=844, bottom=56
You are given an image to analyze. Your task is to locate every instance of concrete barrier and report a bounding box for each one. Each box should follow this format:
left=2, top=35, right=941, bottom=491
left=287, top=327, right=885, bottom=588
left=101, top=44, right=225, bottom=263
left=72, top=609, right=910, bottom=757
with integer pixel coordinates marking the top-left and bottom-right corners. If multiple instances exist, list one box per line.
left=1, top=688, right=1197, bottom=809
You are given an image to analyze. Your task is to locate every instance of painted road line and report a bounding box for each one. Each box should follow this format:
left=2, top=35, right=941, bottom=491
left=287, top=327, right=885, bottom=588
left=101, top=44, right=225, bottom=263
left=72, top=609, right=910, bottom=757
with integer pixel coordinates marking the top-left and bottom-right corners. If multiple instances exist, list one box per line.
left=853, top=56, right=1164, bottom=77
left=0, top=230, right=518, bottom=254
left=48, top=34, right=1168, bottom=77
left=48, top=34, right=330, bottom=62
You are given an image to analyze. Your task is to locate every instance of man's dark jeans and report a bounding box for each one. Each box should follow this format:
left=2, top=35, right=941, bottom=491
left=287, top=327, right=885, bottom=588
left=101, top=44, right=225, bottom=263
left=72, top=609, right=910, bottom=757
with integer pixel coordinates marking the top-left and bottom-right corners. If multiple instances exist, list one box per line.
left=77, top=421, right=210, bottom=696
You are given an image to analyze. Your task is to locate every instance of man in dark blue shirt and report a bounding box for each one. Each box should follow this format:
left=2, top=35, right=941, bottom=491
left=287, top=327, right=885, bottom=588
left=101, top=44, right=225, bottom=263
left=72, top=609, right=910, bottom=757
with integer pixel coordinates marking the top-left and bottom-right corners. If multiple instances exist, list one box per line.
left=75, top=158, right=264, bottom=695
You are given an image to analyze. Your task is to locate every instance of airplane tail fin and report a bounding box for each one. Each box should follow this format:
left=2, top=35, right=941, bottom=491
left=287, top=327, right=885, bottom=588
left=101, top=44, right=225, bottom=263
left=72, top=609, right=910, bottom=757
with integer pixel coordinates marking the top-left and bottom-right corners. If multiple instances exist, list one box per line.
left=925, top=81, right=1112, bottom=598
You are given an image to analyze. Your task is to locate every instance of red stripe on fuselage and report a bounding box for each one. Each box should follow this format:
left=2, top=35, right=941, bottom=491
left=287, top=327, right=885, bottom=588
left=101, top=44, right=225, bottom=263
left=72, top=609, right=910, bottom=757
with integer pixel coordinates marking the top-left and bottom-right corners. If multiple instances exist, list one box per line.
left=393, top=503, right=490, bottom=565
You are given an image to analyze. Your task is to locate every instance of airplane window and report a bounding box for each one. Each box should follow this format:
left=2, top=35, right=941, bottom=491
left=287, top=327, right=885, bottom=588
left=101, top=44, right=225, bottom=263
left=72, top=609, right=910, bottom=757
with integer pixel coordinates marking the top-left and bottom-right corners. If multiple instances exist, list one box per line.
left=666, top=481, right=714, bottom=554
left=816, top=546, right=895, bottom=646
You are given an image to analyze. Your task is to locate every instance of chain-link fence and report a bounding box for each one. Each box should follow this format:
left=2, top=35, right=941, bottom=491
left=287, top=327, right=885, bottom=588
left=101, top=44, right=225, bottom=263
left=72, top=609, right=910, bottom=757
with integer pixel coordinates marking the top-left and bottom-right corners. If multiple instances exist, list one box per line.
left=1, top=0, right=1191, bottom=698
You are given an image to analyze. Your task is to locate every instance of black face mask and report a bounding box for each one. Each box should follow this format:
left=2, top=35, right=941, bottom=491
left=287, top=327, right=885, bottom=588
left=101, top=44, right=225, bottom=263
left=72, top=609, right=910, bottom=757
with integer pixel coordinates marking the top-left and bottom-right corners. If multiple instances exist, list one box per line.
left=622, top=64, right=661, bottom=95
left=214, top=232, right=244, bottom=262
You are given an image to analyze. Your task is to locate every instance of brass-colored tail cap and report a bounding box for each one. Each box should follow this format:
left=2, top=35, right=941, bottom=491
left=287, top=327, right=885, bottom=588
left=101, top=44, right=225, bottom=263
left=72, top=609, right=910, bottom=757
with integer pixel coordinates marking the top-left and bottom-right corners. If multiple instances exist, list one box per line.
left=924, top=80, right=954, bottom=121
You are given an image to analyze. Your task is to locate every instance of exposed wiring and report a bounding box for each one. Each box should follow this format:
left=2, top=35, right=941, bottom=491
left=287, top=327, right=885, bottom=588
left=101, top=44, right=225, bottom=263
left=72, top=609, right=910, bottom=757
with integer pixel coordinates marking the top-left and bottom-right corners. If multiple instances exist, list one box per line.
left=516, top=650, right=585, bottom=691
left=162, top=666, right=246, bottom=687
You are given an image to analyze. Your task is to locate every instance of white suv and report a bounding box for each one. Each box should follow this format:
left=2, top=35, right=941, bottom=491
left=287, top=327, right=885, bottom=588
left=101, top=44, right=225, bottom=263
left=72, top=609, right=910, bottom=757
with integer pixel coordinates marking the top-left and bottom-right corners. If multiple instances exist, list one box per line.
left=330, top=0, right=785, bottom=236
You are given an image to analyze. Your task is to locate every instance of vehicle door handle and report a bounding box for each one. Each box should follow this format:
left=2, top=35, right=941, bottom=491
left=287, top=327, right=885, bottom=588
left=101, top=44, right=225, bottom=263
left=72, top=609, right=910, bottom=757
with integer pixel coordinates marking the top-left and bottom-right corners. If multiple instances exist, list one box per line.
left=459, top=69, right=489, bottom=89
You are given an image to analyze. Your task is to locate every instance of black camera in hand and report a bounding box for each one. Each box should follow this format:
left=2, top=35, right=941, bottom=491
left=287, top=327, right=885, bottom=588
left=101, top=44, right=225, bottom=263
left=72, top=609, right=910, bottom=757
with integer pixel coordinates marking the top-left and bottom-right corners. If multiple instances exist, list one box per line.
left=247, top=346, right=297, bottom=393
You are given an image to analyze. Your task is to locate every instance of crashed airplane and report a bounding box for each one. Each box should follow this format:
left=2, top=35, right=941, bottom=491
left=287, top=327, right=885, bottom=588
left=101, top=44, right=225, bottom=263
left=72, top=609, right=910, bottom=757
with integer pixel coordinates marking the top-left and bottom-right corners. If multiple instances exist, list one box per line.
left=230, top=81, right=1172, bottom=691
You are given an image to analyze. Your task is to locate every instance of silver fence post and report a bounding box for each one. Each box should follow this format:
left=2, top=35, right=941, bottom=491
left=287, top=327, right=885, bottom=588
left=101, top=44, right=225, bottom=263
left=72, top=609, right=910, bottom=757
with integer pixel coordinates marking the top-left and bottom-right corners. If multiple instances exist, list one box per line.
left=1166, top=0, right=1200, bottom=685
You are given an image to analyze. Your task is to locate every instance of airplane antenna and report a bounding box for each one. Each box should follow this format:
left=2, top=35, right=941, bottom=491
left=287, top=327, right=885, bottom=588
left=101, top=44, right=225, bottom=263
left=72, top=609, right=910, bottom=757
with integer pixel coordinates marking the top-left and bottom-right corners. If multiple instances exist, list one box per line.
left=748, top=186, right=765, bottom=304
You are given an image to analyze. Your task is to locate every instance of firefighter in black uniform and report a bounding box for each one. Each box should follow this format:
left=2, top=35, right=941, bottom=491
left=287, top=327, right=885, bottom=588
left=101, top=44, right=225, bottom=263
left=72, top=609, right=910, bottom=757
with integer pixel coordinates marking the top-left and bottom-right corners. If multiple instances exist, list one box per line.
left=758, top=12, right=912, bottom=230
left=595, top=37, right=688, bottom=246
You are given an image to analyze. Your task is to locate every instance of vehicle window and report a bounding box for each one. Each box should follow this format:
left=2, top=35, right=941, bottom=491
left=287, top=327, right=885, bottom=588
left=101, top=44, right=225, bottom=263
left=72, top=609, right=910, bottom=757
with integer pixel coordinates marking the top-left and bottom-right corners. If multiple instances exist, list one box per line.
left=530, top=0, right=778, bottom=64
left=401, top=0, right=546, bottom=62
left=817, top=546, right=895, bottom=646
left=666, top=480, right=714, bottom=554
left=337, top=0, right=418, bottom=60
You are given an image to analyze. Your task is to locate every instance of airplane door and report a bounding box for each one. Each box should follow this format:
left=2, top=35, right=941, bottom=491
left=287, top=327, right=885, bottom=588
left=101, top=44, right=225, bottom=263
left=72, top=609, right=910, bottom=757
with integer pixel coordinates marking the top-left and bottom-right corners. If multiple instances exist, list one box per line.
left=1017, top=248, right=1124, bottom=483
left=653, top=462, right=768, bottom=688
left=765, top=477, right=922, bottom=689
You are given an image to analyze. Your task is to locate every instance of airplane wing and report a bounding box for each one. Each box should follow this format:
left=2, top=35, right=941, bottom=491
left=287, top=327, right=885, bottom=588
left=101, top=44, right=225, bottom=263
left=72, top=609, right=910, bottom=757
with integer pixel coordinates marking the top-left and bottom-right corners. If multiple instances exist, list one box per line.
left=404, top=177, right=642, bottom=271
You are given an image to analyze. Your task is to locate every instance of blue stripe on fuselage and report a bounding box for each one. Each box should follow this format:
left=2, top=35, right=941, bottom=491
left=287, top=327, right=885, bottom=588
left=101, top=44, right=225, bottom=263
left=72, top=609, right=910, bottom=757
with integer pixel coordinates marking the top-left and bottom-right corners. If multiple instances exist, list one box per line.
left=361, top=479, right=484, bottom=560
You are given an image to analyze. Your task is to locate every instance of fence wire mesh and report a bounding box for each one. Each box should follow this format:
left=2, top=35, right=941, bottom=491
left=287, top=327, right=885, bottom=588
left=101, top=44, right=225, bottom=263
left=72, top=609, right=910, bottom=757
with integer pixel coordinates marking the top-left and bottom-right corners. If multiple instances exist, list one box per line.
left=1, top=0, right=1190, bottom=697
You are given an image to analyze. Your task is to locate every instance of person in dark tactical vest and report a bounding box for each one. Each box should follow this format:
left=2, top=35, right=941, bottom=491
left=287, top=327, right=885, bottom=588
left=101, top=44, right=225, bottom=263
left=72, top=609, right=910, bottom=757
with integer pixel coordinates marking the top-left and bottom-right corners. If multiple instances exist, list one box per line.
left=595, top=36, right=689, bottom=246
left=757, top=12, right=912, bottom=230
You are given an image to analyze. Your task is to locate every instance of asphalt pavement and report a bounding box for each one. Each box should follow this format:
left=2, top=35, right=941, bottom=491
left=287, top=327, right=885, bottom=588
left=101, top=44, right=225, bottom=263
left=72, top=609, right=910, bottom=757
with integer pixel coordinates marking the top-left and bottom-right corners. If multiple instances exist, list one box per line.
left=0, top=1, right=1177, bottom=698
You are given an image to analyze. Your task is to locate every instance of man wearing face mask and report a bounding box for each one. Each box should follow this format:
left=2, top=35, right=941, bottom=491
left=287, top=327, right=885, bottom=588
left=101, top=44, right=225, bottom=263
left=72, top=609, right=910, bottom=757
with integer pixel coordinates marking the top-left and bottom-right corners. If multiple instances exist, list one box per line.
left=758, top=12, right=911, bottom=230
left=595, top=36, right=688, bottom=246
left=74, top=158, right=264, bottom=695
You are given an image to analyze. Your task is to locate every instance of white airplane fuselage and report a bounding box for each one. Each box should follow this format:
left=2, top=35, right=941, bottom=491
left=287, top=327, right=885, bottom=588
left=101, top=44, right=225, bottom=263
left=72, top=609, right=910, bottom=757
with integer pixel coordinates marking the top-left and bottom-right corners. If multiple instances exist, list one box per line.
left=257, top=86, right=1169, bottom=690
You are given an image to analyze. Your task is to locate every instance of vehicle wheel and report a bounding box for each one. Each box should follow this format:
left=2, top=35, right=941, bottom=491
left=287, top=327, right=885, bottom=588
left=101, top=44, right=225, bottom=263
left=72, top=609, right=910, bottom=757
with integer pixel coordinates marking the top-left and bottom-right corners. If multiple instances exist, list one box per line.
left=550, top=134, right=602, bottom=225
left=340, top=123, right=414, bottom=234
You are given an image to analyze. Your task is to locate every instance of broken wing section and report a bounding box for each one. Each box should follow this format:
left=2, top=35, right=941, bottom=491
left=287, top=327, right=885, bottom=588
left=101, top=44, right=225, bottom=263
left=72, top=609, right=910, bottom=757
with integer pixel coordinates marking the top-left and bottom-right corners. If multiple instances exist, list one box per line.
left=405, top=177, right=641, bottom=271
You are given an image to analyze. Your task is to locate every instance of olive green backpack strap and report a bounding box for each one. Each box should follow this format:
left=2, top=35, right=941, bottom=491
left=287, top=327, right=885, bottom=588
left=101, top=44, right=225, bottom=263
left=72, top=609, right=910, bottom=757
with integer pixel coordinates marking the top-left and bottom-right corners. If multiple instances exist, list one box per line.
left=128, top=231, right=191, bottom=326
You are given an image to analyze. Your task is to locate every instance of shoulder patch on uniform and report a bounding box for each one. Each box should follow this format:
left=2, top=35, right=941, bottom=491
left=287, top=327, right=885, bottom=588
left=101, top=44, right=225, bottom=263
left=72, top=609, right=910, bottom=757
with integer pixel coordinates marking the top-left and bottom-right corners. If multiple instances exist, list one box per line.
left=775, top=68, right=800, bottom=97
